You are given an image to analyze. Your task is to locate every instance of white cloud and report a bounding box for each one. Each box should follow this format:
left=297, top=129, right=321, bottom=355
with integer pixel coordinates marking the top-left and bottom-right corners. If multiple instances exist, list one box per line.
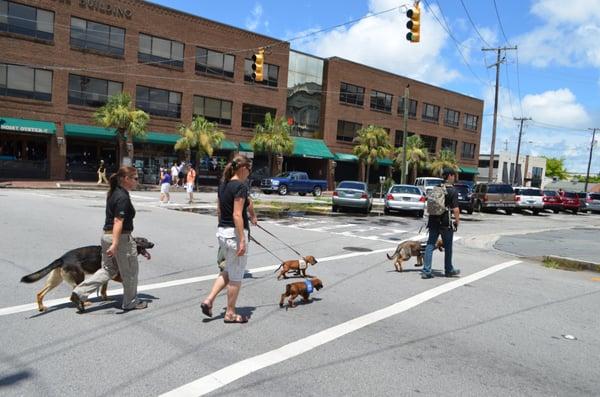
left=521, top=88, right=591, bottom=127
left=245, top=3, right=263, bottom=32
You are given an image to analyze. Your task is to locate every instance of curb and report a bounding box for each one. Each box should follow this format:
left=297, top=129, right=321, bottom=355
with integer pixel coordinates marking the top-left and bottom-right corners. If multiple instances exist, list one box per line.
left=535, top=256, right=600, bottom=273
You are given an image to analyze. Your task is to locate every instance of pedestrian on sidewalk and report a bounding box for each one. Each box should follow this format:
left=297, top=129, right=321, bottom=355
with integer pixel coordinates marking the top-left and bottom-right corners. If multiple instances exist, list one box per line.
left=97, top=160, right=108, bottom=184
left=421, top=168, right=461, bottom=279
left=186, top=163, right=196, bottom=204
left=170, top=161, right=179, bottom=186
left=70, top=166, right=148, bottom=312
left=159, top=169, right=172, bottom=204
left=201, top=154, right=258, bottom=323
left=178, top=161, right=186, bottom=187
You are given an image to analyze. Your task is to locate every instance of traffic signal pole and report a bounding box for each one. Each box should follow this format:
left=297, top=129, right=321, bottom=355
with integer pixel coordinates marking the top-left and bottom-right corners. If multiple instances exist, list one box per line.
left=401, top=84, right=409, bottom=184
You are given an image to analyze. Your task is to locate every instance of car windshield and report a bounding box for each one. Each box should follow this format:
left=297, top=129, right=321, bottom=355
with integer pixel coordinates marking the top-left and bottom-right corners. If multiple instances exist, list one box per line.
left=521, top=189, right=542, bottom=196
left=488, top=184, right=514, bottom=193
left=425, top=179, right=443, bottom=186
left=564, top=192, right=577, bottom=198
left=276, top=172, right=291, bottom=178
left=454, top=186, right=469, bottom=194
left=390, top=186, right=421, bottom=195
left=543, top=190, right=557, bottom=196
left=337, top=182, right=365, bottom=190
left=576, top=192, right=586, bottom=198
left=590, top=193, right=600, bottom=200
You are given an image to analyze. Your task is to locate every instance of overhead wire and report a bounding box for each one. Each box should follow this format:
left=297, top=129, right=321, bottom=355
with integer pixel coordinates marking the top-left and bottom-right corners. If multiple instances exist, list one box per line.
left=492, top=0, right=511, bottom=46
left=459, top=0, right=491, bottom=47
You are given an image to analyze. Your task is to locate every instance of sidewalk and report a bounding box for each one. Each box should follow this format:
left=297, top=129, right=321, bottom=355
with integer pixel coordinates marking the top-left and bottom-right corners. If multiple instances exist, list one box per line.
left=0, top=180, right=220, bottom=192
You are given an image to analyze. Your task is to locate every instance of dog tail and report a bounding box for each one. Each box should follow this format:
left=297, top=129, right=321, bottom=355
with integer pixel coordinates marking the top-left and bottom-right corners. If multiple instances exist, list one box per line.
left=20, top=258, right=63, bottom=283
left=386, top=252, right=398, bottom=260
left=273, top=263, right=283, bottom=273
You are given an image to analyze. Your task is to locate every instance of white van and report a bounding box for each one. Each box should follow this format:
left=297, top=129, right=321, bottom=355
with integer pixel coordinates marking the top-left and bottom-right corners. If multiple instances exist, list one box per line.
left=415, top=177, right=444, bottom=195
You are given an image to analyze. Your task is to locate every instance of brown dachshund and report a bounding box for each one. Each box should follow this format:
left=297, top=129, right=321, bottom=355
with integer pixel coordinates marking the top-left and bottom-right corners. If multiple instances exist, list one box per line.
left=274, top=255, right=318, bottom=280
left=279, top=277, right=323, bottom=308
left=386, top=239, right=443, bottom=272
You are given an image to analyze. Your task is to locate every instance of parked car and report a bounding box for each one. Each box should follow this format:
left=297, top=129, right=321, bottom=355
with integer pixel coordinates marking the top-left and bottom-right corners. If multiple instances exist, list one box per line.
left=558, top=191, right=580, bottom=214
left=513, top=187, right=544, bottom=215
left=576, top=192, right=589, bottom=213
left=454, top=183, right=473, bottom=214
left=542, top=190, right=563, bottom=213
left=584, top=192, right=600, bottom=214
left=415, top=177, right=444, bottom=195
left=261, top=171, right=327, bottom=196
left=332, top=181, right=372, bottom=214
left=384, top=184, right=426, bottom=217
left=471, top=183, right=516, bottom=215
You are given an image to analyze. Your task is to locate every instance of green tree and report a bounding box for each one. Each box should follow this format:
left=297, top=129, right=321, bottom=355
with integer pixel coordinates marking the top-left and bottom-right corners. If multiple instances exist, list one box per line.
left=430, top=149, right=459, bottom=177
left=392, top=135, right=429, bottom=184
left=93, top=93, right=150, bottom=165
left=352, top=125, right=393, bottom=184
left=175, top=116, right=225, bottom=166
left=250, top=113, right=294, bottom=175
left=544, top=157, right=568, bottom=180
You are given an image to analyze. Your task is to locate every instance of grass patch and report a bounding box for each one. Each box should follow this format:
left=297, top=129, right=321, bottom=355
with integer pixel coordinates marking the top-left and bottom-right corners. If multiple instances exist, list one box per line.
left=542, top=258, right=561, bottom=269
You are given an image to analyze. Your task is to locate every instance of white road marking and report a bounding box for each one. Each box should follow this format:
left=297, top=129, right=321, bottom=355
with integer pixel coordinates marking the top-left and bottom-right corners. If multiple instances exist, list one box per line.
left=159, top=259, right=521, bottom=397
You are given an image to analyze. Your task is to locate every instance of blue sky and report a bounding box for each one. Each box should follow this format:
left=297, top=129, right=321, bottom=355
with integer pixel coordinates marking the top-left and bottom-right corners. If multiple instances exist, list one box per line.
left=151, top=0, right=600, bottom=174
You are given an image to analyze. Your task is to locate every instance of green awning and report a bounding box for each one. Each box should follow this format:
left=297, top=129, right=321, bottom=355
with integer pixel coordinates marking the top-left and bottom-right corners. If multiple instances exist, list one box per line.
left=376, top=158, right=393, bottom=166
left=0, top=116, right=55, bottom=134
left=64, top=124, right=116, bottom=140
left=459, top=166, right=479, bottom=174
left=291, top=137, right=334, bottom=159
left=334, top=152, right=359, bottom=162
left=135, top=131, right=179, bottom=145
left=219, top=139, right=237, bottom=150
left=239, top=141, right=253, bottom=152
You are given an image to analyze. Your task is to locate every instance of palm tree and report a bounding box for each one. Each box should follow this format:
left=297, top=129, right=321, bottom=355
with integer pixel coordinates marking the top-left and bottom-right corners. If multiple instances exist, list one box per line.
left=352, top=125, right=393, bottom=184
left=93, top=93, right=150, bottom=165
left=174, top=116, right=225, bottom=166
left=250, top=113, right=294, bottom=176
left=430, top=149, right=459, bottom=177
left=393, top=135, right=429, bottom=184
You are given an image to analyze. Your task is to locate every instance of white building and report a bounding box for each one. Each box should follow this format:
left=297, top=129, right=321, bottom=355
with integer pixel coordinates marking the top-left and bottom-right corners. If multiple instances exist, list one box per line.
left=477, top=151, right=547, bottom=187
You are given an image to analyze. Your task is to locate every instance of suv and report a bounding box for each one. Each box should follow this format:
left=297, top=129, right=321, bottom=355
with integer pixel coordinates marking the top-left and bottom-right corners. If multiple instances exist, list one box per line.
left=542, top=190, right=563, bottom=213
left=471, top=183, right=516, bottom=215
left=454, top=183, right=473, bottom=214
left=558, top=191, right=580, bottom=214
left=513, top=187, right=544, bottom=215
left=415, top=177, right=444, bottom=195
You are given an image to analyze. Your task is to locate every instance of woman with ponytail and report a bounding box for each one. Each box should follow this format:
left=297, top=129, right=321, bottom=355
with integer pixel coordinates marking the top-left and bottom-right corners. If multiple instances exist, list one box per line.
left=201, top=154, right=257, bottom=323
left=71, top=166, right=148, bottom=312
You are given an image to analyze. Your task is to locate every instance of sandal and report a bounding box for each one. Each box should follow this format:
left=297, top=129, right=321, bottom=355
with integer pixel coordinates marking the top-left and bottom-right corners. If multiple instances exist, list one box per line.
left=201, top=302, right=213, bottom=318
left=224, top=314, right=249, bottom=324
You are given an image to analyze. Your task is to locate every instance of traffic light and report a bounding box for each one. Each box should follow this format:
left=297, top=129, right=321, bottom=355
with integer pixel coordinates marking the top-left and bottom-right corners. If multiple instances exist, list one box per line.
left=406, top=4, right=420, bottom=43
left=252, top=47, right=265, bottom=82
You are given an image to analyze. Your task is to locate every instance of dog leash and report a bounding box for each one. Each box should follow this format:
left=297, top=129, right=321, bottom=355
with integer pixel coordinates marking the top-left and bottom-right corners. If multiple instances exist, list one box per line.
left=256, top=224, right=303, bottom=257
left=249, top=235, right=286, bottom=263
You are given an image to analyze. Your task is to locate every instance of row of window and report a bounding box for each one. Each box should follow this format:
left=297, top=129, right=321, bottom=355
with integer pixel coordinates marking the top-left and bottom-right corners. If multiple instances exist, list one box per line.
left=339, top=82, right=479, bottom=131
left=336, top=120, right=477, bottom=159
left=0, top=1, right=280, bottom=86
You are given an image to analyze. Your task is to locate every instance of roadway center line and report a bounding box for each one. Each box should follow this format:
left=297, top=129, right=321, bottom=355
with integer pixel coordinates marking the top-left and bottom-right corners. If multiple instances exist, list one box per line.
left=159, top=259, right=521, bottom=397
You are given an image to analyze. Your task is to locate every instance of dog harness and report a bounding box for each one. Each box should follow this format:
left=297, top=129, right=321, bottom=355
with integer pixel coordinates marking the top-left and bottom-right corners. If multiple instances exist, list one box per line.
left=298, top=258, right=308, bottom=270
left=304, top=278, right=313, bottom=294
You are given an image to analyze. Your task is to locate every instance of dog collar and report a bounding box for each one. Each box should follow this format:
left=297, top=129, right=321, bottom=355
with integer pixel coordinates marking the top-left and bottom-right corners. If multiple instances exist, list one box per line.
left=304, top=278, right=313, bottom=294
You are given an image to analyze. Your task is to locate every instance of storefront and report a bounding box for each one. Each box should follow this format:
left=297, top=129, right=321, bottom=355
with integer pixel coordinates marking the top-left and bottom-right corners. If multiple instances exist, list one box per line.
left=458, top=166, right=478, bottom=183
left=64, top=124, right=117, bottom=181
left=333, top=152, right=359, bottom=183
left=195, top=140, right=237, bottom=186
left=0, top=117, right=56, bottom=179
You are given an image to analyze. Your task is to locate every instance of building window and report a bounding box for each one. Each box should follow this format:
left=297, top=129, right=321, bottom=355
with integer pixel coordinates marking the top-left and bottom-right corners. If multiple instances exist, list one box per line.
left=195, top=47, right=234, bottom=78
left=138, top=33, right=184, bottom=68
left=339, top=82, right=364, bottom=106
left=422, top=103, right=440, bottom=122
left=193, top=96, right=232, bottom=126
left=68, top=74, right=122, bottom=108
left=531, top=166, right=543, bottom=187
left=398, top=97, right=417, bottom=118
left=336, top=120, right=362, bottom=143
left=244, top=59, right=279, bottom=87
left=0, top=1, right=53, bottom=41
left=394, top=130, right=415, bottom=147
left=0, top=63, right=52, bottom=101
left=441, top=138, right=457, bottom=154
left=464, top=113, right=478, bottom=130
left=444, top=108, right=460, bottom=127
left=70, top=17, right=125, bottom=57
left=420, top=134, right=437, bottom=154
left=135, top=85, right=181, bottom=118
left=462, top=142, right=476, bottom=159
left=241, top=104, right=276, bottom=129
left=370, top=90, right=393, bottom=113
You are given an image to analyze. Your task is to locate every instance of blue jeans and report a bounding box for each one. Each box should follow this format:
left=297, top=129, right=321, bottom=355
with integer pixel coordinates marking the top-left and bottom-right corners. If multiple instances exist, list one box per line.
left=422, top=222, right=455, bottom=275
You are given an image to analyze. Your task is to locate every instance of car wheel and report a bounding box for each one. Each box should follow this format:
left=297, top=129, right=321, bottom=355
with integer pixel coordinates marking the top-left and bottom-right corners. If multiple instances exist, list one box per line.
left=475, top=201, right=482, bottom=212
left=467, top=207, right=473, bottom=215
left=299, top=192, right=307, bottom=196
left=278, top=185, right=288, bottom=195
left=332, top=205, right=338, bottom=213
left=384, top=207, right=391, bottom=215
left=363, top=206, right=370, bottom=214
left=417, top=210, right=424, bottom=218
left=532, top=209, right=540, bottom=215
left=553, top=209, right=559, bottom=214
left=312, top=186, right=322, bottom=197
left=573, top=209, right=578, bottom=214
left=505, top=209, right=513, bottom=215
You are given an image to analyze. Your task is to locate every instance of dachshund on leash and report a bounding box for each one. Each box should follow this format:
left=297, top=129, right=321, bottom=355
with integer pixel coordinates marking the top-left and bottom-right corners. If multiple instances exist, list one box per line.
left=274, top=255, right=318, bottom=280
left=386, top=239, right=443, bottom=272
left=279, top=277, right=323, bottom=308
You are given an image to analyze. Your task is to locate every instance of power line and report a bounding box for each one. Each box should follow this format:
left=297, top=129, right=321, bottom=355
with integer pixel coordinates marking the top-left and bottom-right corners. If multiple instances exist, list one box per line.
left=514, top=49, right=524, bottom=117
left=492, top=0, right=511, bottom=46
left=459, top=0, right=491, bottom=47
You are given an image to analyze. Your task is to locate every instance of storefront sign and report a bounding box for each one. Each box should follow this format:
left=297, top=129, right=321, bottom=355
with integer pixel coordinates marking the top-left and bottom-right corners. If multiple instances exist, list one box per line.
left=0, top=125, right=51, bottom=134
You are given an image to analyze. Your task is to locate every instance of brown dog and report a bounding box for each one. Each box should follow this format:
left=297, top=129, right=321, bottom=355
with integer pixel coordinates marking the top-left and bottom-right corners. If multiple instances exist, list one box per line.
left=279, top=277, right=323, bottom=308
left=386, top=239, right=443, bottom=272
left=274, top=255, right=318, bottom=280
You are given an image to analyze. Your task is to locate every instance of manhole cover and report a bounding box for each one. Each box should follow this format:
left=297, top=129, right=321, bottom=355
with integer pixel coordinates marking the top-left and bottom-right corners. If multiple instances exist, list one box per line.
left=343, top=246, right=373, bottom=252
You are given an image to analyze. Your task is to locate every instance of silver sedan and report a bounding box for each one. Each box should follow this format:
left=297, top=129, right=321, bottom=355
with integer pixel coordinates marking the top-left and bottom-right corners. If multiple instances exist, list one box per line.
left=384, top=184, right=426, bottom=217
left=332, top=180, right=372, bottom=214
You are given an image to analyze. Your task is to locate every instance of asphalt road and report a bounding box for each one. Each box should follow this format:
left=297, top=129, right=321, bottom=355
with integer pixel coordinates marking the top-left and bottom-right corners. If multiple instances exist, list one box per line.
left=1, top=189, right=599, bottom=396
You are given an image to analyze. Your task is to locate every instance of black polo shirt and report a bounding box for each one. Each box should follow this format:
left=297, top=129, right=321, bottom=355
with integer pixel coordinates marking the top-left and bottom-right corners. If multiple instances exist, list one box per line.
left=218, top=180, right=249, bottom=230
left=103, top=186, right=135, bottom=232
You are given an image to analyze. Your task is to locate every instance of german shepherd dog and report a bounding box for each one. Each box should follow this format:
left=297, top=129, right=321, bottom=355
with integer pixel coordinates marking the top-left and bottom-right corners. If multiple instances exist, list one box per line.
left=386, top=239, right=443, bottom=272
left=20, top=237, right=154, bottom=311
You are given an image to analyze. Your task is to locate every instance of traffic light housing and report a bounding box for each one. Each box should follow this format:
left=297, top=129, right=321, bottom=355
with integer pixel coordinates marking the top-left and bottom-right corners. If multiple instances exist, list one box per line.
left=252, top=48, right=265, bottom=82
left=406, top=5, right=420, bottom=43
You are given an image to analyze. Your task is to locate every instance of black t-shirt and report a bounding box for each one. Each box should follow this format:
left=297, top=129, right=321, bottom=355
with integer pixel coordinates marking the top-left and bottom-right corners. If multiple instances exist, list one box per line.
left=103, top=186, right=135, bottom=232
left=218, top=180, right=249, bottom=230
left=427, top=185, right=459, bottom=227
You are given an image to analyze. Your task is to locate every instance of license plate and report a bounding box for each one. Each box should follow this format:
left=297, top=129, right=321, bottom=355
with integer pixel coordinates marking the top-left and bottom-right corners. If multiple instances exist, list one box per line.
left=402, top=197, right=411, bottom=201
left=527, top=200, right=534, bottom=204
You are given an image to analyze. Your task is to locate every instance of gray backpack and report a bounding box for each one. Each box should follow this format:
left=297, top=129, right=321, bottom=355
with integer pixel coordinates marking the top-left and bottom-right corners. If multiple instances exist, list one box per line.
left=427, top=184, right=447, bottom=216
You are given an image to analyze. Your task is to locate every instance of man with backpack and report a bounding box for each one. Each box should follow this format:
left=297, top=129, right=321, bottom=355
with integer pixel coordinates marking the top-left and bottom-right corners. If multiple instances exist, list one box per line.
left=421, top=168, right=461, bottom=279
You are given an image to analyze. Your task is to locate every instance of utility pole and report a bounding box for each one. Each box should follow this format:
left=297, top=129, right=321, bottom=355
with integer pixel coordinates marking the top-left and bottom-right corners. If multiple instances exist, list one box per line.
left=503, top=139, right=509, bottom=151
left=401, top=84, right=410, bottom=184
left=513, top=117, right=531, bottom=186
left=584, top=128, right=598, bottom=193
left=482, top=46, right=517, bottom=182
